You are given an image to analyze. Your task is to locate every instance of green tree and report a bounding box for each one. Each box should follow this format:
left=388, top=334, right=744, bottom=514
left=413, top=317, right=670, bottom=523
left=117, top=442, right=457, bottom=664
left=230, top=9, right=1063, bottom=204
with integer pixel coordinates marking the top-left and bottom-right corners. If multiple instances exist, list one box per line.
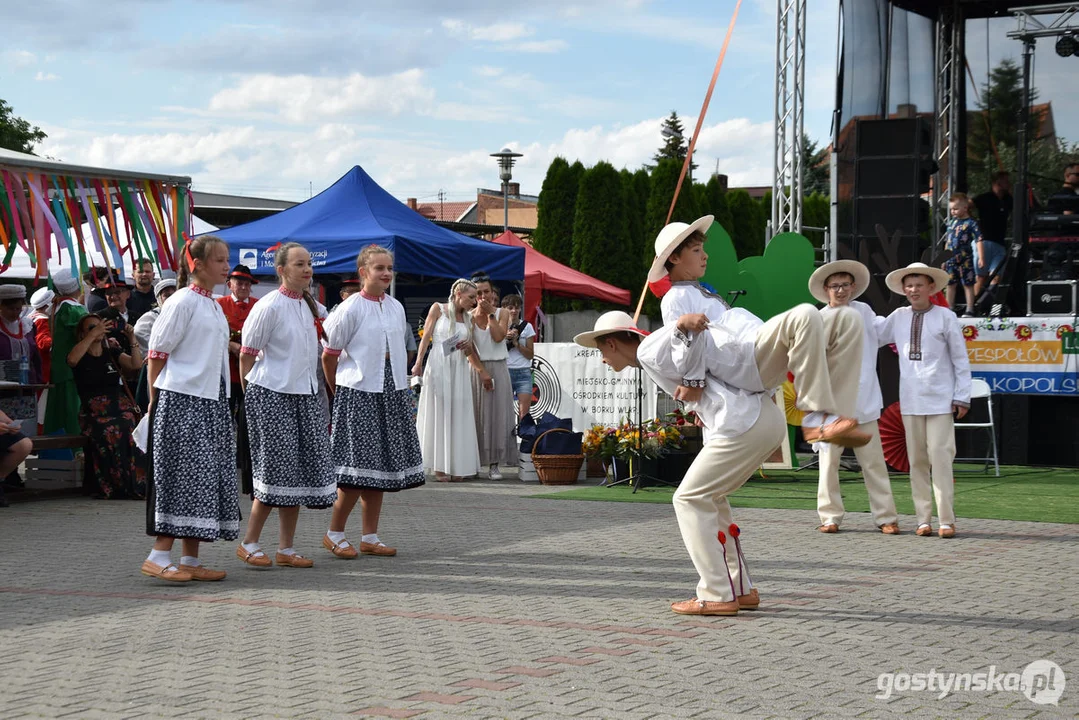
left=803, top=192, right=831, bottom=248
left=979, top=138, right=1079, bottom=209
left=643, top=158, right=700, bottom=253
left=803, top=134, right=830, bottom=196
left=0, top=99, right=47, bottom=154
left=620, top=168, right=647, bottom=295
left=571, top=162, right=633, bottom=306
left=532, top=157, right=579, bottom=266
left=652, top=111, right=697, bottom=172
left=727, top=189, right=765, bottom=259
left=702, top=175, right=734, bottom=236
left=967, top=59, right=1041, bottom=184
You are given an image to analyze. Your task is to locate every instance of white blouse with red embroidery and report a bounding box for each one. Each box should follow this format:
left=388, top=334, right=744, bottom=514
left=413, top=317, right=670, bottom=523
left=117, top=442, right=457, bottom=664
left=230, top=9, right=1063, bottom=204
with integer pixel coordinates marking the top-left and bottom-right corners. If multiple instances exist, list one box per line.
left=323, top=291, right=410, bottom=394
left=148, top=285, right=231, bottom=400
left=240, top=287, right=321, bottom=395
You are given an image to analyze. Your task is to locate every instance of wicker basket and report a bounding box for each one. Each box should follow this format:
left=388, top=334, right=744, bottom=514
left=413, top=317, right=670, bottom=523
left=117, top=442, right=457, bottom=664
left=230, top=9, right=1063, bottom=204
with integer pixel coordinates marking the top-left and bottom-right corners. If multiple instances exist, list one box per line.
left=531, top=428, right=583, bottom=486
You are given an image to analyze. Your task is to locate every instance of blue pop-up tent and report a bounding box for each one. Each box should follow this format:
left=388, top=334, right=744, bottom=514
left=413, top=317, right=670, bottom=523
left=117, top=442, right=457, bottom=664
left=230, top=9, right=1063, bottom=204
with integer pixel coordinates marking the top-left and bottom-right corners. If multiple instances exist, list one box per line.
left=208, top=166, right=524, bottom=281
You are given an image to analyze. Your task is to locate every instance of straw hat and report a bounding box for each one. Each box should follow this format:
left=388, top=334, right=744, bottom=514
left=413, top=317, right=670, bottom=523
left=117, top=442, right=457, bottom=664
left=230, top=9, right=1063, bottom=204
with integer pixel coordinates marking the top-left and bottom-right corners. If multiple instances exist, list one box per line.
left=573, top=311, right=649, bottom=348
left=885, top=262, right=950, bottom=296
left=646, top=215, right=714, bottom=283
left=808, top=260, right=871, bottom=304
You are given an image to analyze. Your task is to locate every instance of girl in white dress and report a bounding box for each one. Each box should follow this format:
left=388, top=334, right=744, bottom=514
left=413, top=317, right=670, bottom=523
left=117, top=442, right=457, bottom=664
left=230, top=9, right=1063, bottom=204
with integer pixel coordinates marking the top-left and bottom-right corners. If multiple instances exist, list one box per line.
left=413, top=279, right=488, bottom=481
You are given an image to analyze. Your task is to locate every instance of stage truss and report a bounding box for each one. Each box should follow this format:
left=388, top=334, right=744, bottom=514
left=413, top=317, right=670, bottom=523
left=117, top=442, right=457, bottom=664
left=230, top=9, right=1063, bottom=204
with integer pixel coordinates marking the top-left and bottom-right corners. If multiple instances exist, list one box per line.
left=770, top=0, right=806, bottom=238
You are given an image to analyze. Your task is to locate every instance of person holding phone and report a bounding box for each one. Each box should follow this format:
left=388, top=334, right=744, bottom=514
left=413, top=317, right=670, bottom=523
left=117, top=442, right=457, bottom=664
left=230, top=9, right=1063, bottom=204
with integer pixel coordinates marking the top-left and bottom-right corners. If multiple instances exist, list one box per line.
left=68, top=314, right=144, bottom=499
left=413, top=279, right=485, bottom=481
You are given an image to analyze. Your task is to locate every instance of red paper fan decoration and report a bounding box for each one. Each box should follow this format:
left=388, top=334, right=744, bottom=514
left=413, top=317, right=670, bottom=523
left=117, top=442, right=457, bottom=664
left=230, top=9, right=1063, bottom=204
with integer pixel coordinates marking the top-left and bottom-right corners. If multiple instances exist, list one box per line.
left=878, top=401, right=909, bottom=473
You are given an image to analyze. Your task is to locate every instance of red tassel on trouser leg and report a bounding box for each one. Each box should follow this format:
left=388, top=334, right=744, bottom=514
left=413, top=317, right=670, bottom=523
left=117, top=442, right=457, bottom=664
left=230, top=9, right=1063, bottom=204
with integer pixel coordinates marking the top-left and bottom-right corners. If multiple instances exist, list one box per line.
left=717, top=530, right=737, bottom=601
left=729, top=524, right=753, bottom=596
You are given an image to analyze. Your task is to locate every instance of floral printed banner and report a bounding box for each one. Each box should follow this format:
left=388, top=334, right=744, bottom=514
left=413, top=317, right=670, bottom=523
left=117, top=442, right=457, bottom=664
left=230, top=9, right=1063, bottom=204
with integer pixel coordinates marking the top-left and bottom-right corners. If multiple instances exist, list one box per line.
left=963, top=316, right=1079, bottom=395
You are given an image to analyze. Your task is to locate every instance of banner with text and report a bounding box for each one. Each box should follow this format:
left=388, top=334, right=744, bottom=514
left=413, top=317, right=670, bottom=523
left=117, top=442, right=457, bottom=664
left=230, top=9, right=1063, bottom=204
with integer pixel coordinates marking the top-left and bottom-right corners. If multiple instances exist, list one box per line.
left=531, top=343, right=659, bottom=431
left=964, top=316, right=1079, bottom=396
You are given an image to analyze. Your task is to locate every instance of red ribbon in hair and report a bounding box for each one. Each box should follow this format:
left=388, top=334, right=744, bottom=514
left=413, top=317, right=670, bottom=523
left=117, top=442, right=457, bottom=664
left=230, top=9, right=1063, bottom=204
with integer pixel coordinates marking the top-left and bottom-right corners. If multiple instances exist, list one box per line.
left=181, top=232, right=197, bottom=272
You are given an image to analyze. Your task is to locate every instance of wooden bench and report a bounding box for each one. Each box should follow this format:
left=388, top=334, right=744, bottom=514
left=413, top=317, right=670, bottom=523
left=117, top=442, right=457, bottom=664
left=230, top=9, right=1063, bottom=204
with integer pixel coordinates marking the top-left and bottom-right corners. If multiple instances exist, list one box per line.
left=24, top=434, right=88, bottom=489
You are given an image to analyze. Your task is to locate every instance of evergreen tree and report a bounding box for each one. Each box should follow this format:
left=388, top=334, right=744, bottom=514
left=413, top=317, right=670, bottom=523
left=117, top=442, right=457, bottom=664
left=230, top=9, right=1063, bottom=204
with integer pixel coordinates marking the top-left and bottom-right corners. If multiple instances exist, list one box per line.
left=532, top=157, right=578, bottom=266
left=803, top=134, right=830, bottom=196
left=727, top=189, right=765, bottom=259
left=967, top=59, right=1041, bottom=183
left=0, top=99, right=47, bottom=154
left=803, top=192, right=831, bottom=248
left=652, top=111, right=697, bottom=172
left=702, top=175, right=734, bottom=236
left=572, top=162, right=633, bottom=306
left=643, top=159, right=700, bottom=255
left=620, top=168, right=646, bottom=294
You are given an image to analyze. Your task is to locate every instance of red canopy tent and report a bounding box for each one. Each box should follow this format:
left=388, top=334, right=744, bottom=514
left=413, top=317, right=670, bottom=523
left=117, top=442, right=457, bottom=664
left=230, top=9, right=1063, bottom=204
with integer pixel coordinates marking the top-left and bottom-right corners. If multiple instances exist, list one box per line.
left=491, top=231, right=632, bottom=324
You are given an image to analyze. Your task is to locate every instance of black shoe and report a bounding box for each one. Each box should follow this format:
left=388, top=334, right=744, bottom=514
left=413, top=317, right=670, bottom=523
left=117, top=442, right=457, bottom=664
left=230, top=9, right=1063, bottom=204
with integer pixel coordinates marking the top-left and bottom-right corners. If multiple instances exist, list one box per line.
left=3, top=470, right=23, bottom=489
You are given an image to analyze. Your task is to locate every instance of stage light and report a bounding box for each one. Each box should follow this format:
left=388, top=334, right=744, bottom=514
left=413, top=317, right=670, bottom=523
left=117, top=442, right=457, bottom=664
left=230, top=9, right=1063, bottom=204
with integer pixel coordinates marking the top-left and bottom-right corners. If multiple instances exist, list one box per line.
left=1055, top=33, right=1078, bottom=58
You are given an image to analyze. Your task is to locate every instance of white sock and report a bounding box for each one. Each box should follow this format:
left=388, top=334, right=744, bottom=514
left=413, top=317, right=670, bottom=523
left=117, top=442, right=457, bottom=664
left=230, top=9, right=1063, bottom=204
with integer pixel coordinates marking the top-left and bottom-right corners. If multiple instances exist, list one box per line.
left=917, top=523, right=931, bottom=530
left=803, top=411, right=825, bottom=427
left=361, top=533, right=381, bottom=545
left=939, top=524, right=953, bottom=531
left=147, top=549, right=172, bottom=567
left=327, top=530, right=347, bottom=544
left=242, top=541, right=262, bottom=555
left=180, top=556, right=200, bottom=567
left=277, top=547, right=296, bottom=556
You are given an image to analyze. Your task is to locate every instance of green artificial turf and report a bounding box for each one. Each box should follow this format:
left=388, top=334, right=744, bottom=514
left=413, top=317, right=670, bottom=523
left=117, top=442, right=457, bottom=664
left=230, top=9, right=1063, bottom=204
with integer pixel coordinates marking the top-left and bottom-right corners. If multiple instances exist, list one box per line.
left=530, top=463, right=1079, bottom=524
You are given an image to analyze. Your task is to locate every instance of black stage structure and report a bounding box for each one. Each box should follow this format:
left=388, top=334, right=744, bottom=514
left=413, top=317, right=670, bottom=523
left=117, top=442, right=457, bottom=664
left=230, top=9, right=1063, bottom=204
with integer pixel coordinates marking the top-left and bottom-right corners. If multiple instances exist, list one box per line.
left=832, top=1, right=1079, bottom=466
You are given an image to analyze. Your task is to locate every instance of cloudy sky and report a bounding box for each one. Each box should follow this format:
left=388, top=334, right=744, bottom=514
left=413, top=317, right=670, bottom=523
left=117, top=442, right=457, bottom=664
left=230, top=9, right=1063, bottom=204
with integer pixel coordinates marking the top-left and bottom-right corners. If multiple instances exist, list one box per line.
left=2, top=1, right=1075, bottom=205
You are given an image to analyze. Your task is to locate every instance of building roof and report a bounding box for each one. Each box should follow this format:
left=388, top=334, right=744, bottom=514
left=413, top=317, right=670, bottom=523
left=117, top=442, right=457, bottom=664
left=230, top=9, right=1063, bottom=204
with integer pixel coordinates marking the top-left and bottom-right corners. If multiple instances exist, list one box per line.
left=0, top=147, right=191, bottom=185
left=413, top=200, right=476, bottom=222
left=190, top=190, right=298, bottom=212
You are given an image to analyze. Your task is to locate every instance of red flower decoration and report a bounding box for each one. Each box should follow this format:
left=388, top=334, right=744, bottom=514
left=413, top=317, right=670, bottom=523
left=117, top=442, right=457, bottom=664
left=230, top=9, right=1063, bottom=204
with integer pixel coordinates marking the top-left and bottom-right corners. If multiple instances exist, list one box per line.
left=1057, top=325, right=1074, bottom=339
left=1014, top=325, right=1032, bottom=341
left=717, top=531, right=727, bottom=545
left=962, top=325, right=978, bottom=342
left=728, top=523, right=740, bottom=538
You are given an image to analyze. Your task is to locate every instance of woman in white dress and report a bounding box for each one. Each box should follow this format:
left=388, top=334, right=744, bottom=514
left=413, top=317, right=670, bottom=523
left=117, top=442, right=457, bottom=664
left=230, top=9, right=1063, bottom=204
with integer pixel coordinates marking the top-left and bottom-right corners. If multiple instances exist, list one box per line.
left=413, top=279, right=489, bottom=481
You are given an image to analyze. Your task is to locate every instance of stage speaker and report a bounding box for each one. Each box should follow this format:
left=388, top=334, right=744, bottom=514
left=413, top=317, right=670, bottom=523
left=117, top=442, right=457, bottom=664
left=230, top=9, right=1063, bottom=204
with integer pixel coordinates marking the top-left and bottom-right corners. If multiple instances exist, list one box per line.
left=852, top=117, right=935, bottom=239
left=854, top=197, right=930, bottom=237
left=855, top=118, right=933, bottom=159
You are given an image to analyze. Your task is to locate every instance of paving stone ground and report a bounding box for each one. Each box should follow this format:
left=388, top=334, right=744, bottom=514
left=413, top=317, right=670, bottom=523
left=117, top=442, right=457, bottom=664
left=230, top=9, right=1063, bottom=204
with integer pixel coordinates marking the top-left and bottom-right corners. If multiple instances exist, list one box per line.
left=0, top=477, right=1076, bottom=719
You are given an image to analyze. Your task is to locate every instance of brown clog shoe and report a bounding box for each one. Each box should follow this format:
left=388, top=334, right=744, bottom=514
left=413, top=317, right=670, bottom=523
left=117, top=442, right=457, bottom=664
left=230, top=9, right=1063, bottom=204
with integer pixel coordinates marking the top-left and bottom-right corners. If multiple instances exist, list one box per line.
left=938, top=526, right=957, bottom=539
left=140, top=560, right=193, bottom=583
left=819, top=523, right=839, bottom=533
left=360, top=541, right=397, bottom=557
left=236, top=545, right=272, bottom=567
left=737, top=588, right=760, bottom=610
left=880, top=522, right=901, bottom=535
left=180, top=564, right=227, bottom=581
left=322, top=535, right=358, bottom=559
left=915, top=524, right=933, bottom=537
left=803, top=417, right=871, bottom=448
left=671, top=597, right=739, bottom=616
left=275, top=552, right=314, bottom=568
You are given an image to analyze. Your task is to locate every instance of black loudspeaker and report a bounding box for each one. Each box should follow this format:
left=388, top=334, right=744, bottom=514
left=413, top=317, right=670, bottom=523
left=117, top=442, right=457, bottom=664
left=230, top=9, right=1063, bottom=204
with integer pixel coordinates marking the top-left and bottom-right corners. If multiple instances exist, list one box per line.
left=852, top=117, right=935, bottom=238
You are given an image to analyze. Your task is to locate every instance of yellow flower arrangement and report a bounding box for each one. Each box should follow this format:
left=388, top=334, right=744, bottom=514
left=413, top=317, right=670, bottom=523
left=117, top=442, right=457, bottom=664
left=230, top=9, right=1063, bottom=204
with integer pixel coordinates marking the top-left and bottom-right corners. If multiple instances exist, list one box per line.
left=583, top=418, right=683, bottom=461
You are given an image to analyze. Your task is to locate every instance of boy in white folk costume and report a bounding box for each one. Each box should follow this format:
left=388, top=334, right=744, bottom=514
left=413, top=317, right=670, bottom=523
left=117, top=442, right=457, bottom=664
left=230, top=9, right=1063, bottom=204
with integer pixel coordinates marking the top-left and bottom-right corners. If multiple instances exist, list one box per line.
left=808, top=260, right=900, bottom=535
left=648, top=215, right=730, bottom=329
left=575, top=299, right=868, bottom=616
left=877, top=263, right=971, bottom=539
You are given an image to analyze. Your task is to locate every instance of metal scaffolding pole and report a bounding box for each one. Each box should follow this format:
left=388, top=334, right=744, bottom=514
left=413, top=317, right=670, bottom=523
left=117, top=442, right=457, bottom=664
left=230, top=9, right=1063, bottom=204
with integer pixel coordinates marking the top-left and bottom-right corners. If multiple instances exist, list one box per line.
left=771, top=0, right=806, bottom=241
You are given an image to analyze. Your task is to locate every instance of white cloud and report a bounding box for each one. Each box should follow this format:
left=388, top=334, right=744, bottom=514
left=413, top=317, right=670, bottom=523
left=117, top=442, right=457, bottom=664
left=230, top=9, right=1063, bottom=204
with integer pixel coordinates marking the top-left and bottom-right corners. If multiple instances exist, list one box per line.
left=514, top=40, right=569, bottom=53
left=5, top=50, right=37, bottom=68
left=474, top=65, right=504, bottom=77
left=206, top=70, right=437, bottom=123
left=34, top=71, right=60, bottom=82
left=442, top=19, right=532, bottom=42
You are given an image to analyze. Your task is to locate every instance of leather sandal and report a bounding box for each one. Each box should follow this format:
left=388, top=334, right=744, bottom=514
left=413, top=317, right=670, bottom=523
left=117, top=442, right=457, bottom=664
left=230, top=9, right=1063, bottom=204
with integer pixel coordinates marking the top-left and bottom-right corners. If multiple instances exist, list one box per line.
left=180, top=564, right=227, bottom=581
left=819, top=523, right=839, bottom=533
left=803, top=417, right=871, bottom=448
left=140, top=560, right=193, bottom=582
left=737, top=588, right=760, bottom=610
left=915, top=524, right=933, bottom=537
left=236, top=545, right=272, bottom=567
left=322, top=535, right=358, bottom=559
left=360, top=541, right=397, bottom=557
left=670, top=597, right=739, bottom=616
left=880, top=522, right=901, bottom=535
left=275, top=552, right=314, bottom=568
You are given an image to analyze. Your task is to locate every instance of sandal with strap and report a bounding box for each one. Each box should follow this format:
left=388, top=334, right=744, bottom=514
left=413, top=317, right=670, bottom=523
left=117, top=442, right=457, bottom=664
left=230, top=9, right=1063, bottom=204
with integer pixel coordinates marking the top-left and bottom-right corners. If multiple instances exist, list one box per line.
left=140, top=560, right=193, bottom=582
left=236, top=544, right=272, bottom=567
left=322, top=534, right=358, bottom=559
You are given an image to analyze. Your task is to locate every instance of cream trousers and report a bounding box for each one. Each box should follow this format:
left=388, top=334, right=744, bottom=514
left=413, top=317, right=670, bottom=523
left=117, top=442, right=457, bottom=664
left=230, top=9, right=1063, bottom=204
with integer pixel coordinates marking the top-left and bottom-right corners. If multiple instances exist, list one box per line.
left=754, top=304, right=862, bottom=418
left=903, top=413, right=957, bottom=526
left=672, top=400, right=786, bottom=602
left=817, top=420, right=898, bottom=527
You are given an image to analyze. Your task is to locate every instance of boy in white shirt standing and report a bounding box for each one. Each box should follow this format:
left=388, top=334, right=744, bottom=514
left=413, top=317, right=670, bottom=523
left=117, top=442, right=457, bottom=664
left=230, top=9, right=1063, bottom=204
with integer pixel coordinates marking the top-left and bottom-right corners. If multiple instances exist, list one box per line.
left=809, top=260, right=900, bottom=535
left=878, top=262, right=972, bottom=538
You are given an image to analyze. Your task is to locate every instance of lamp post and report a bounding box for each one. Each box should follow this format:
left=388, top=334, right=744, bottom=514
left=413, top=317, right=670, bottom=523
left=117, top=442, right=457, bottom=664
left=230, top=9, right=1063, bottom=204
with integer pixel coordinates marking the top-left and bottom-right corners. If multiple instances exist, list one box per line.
left=661, top=126, right=692, bottom=185
left=490, top=147, right=523, bottom=232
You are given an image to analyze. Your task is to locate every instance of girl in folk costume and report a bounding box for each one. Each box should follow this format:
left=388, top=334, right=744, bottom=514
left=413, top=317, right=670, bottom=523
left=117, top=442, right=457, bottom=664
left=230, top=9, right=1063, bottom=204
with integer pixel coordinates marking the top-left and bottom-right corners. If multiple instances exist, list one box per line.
left=322, top=246, right=424, bottom=559
left=413, top=279, right=486, bottom=481
left=236, top=242, right=336, bottom=569
left=45, top=270, right=89, bottom=435
left=468, top=273, right=516, bottom=479
left=0, top=285, right=42, bottom=383
left=142, top=235, right=239, bottom=583
left=29, top=288, right=55, bottom=432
